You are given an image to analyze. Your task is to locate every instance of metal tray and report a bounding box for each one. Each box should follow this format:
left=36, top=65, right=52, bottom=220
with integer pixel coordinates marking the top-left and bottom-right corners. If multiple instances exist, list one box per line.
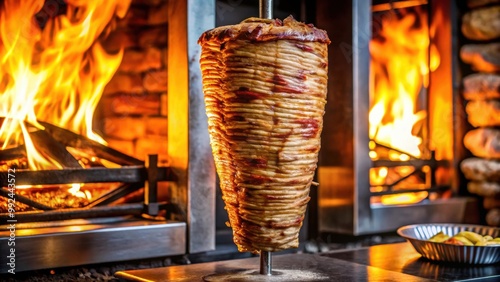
left=397, top=223, right=500, bottom=264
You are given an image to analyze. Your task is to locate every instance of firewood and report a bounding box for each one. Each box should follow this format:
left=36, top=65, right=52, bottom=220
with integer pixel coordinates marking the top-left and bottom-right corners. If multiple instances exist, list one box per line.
left=463, top=128, right=500, bottom=159
left=460, top=43, right=500, bottom=73
left=461, top=157, right=500, bottom=182
left=38, top=121, right=143, bottom=166
left=0, top=187, right=54, bottom=211
left=466, top=99, right=500, bottom=127
left=462, top=6, right=500, bottom=41
left=463, top=73, right=500, bottom=100
left=29, top=129, right=83, bottom=168
left=0, top=145, right=26, bottom=161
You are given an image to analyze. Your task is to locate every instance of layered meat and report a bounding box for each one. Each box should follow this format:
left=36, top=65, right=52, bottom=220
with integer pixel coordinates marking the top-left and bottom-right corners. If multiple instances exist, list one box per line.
left=198, top=16, right=330, bottom=253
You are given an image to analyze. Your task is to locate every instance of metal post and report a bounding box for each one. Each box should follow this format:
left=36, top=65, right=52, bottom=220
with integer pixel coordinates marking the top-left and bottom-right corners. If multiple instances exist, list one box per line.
left=259, top=0, right=273, bottom=19
left=144, top=154, right=160, bottom=216
left=259, top=251, right=272, bottom=275
left=258, top=0, right=273, bottom=276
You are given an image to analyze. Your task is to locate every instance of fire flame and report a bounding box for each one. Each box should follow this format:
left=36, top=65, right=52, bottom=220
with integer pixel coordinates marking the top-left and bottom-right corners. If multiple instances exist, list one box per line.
left=369, top=7, right=440, bottom=205
left=0, top=0, right=130, bottom=170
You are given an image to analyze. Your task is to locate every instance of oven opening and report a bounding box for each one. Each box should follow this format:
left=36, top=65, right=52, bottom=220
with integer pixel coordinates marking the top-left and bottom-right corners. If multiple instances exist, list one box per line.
left=368, top=2, right=450, bottom=206
left=316, top=0, right=478, bottom=236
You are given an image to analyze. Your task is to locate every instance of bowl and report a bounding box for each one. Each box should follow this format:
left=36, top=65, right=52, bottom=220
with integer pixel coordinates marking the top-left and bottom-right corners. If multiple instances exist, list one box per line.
left=397, top=223, right=500, bottom=264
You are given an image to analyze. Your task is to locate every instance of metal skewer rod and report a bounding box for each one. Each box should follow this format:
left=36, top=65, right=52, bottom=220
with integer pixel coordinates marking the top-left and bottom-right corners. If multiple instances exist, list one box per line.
left=258, top=0, right=273, bottom=276
left=259, top=251, right=272, bottom=275
left=259, top=0, right=273, bottom=19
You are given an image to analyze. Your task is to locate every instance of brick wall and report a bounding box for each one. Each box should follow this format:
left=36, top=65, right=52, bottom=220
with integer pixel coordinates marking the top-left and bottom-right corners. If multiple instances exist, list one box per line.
left=97, top=0, right=169, bottom=164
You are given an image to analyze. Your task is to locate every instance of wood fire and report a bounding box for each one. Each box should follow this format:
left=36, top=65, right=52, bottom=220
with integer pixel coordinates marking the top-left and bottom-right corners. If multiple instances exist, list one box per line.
left=369, top=5, right=441, bottom=205
left=0, top=0, right=132, bottom=207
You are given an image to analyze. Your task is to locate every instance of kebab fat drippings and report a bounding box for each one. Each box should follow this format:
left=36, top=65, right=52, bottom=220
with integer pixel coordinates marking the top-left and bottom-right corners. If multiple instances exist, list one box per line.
left=198, top=16, right=330, bottom=253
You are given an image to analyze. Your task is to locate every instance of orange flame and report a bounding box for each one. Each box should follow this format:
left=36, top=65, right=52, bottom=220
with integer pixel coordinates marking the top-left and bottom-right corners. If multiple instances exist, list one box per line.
left=370, top=8, right=440, bottom=157
left=0, top=0, right=130, bottom=170
left=369, top=7, right=440, bottom=205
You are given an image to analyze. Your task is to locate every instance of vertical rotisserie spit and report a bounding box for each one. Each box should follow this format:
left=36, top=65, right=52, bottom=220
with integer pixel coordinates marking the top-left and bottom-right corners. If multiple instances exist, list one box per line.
left=198, top=16, right=330, bottom=254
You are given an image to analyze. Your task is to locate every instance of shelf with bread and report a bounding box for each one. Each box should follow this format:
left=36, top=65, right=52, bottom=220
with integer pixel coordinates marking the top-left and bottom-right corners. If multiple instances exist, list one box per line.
left=460, top=0, right=500, bottom=227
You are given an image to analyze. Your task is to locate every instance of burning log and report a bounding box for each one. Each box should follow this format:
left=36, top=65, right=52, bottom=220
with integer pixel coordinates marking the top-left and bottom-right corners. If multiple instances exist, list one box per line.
left=0, top=202, right=146, bottom=222
left=0, top=187, right=53, bottom=211
left=87, top=182, right=143, bottom=207
left=29, top=128, right=82, bottom=168
left=0, top=185, right=112, bottom=213
left=39, top=121, right=143, bottom=166
left=0, top=145, right=26, bottom=162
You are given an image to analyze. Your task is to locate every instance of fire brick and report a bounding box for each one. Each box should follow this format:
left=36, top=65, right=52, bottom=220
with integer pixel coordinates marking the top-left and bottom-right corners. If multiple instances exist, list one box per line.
left=104, top=73, right=144, bottom=95
left=138, top=27, right=168, bottom=47
left=147, top=1, right=169, bottom=25
left=143, top=69, right=168, bottom=92
left=135, top=135, right=168, bottom=161
left=146, top=116, right=168, bottom=136
left=105, top=137, right=136, bottom=157
left=102, top=94, right=161, bottom=116
left=101, top=29, right=137, bottom=52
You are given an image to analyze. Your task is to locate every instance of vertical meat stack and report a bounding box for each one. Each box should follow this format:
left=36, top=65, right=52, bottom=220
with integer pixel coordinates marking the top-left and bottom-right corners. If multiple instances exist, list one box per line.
left=198, top=16, right=330, bottom=253
left=460, top=0, right=500, bottom=226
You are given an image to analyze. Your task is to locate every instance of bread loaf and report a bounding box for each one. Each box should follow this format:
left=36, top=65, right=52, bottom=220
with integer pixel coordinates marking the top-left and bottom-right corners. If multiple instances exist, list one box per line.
left=460, top=43, right=500, bottom=73
left=484, top=197, right=500, bottom=209
left=198, top=16, right=329, bottom=253
left=463, top=128, right=500, bottom=159
left=466, top=99, right=500, bottom=127
left=462, top=6, right=500, bottom=40
left=461, top=157, right=500, bottom=182
left=463, top=73, right=500, bottom=100
left=468, top=181, right=500, bottom=197
left=486, top=208, right=500, bottom=226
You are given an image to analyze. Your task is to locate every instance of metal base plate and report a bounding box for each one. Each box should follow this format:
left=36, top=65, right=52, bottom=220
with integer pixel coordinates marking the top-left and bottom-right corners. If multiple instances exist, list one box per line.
left=115, top=251, right=430, bottom=282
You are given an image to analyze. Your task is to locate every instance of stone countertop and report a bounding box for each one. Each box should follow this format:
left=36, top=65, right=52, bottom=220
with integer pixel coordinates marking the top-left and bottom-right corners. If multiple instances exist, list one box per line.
left=115, top=242, right=500, bottom=281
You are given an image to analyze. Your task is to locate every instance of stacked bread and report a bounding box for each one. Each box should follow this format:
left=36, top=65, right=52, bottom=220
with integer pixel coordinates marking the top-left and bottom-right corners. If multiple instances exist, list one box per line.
left=460, top=0, right=500, bottom=226
left=198, top=16, right=330, bottom=253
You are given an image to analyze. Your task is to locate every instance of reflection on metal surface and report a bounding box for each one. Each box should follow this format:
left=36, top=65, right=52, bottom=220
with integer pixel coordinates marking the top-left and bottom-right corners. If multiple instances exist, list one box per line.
left=324, top=242, right=500, bottom=281
left=403, top=257, right=500, bottom=280
left=116, top=252, right=424, bottom=282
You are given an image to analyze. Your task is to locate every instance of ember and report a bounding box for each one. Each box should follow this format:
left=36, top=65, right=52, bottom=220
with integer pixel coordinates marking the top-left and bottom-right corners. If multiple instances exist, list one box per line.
left=0, top=184, right=117, bottom=213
